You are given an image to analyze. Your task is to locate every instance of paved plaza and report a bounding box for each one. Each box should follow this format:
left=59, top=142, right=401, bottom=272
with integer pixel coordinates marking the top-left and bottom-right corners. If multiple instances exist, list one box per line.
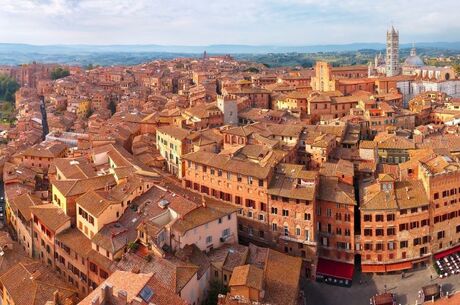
left=304, top=266, right=460, bottom=305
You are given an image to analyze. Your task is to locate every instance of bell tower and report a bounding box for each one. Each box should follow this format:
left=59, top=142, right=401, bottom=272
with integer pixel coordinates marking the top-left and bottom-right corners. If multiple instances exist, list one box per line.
left=386, top=26, right=400, bottom=77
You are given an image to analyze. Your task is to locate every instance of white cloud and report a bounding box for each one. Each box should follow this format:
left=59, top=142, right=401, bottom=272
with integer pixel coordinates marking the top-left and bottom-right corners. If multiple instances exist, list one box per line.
left=0, top=0, right=458, bottom=44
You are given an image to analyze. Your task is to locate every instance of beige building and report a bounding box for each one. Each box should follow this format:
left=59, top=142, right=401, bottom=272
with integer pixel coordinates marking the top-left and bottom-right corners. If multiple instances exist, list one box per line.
left=156, top=126, right=193, bottom=178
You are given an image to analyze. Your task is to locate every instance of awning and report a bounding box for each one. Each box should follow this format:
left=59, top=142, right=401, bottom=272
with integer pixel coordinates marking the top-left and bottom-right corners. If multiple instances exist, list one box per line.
left=362, top=264, right=386, bottom=273
left=372, top=293, right=395, bottom=305
left=316, top=258, right=354, bottom=280
left=362, top=261, right=412, bottom=273
left=385, top=261, right=412, bottom=272
left=434, top=244, right=460, bottom=260
left=422, top=284, right=440, bottom=300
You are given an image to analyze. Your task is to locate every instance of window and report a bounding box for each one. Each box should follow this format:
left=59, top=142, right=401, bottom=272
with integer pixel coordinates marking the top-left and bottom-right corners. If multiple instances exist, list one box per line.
left=100, top=269, right=108, bottom=279
left=363, top=228, right=372, bottom=236
left=282, top=209, right=289, bottom=217
left=206, top=236, right=212, bottom=244
left=284, top=226, right=289, bottom=236
left=363, top=214, right=372, bottom=222
left=399, top=223, right=409, bottom=231
left=387, top=214, right=395, bottom=221
left=272, top=223, right=278, bottom=231
left=247, top=176, right=253, bottom=185
left=235, top=196, right=242, bottom=205
left=258, top=179, right=264, bottom=187
left=387, top=227, right=396, bottom=236
left=375, top=214, right=384, bottom=222
left=260, top=202, right=267, bottom=212
left=400, top=241, right=408, bottom=248
left=271, top=207, right=278, bottom=215
left=375, top=229, right=384, bottom=236
left=305, top=230, right=310, bottom=241
left=237, top=174, right=242, bottom=182
left=304, top=213, right=311, bottom=221
left=326, top=209, right=332, bottom=217
left=437, top=231, right=445, bottom=240
left=222, top=228, right=230, bottom=237
left=217, top=169, right=222, bottom=177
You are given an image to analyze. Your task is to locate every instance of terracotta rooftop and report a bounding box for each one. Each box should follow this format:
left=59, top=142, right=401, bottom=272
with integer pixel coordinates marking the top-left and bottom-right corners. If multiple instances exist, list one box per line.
left=229, top=264, right=264, bottom=291
left=0, top=262, right=78, bottom=305
left=30, top=204, right=70, bottom=232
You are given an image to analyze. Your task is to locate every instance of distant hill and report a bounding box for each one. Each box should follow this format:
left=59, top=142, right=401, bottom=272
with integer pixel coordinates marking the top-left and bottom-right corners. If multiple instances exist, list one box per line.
left=0, top=42, right=459, bottom=67
left=1, top=42, right=460, bottom=55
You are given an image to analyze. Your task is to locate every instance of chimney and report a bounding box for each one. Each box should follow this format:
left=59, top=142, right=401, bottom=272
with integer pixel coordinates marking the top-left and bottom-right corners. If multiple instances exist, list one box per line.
left=117, top=290, right=128, bottom=305
left=131, top=297, right=143, bottom=305
left=91, top=296, right=100, bottom=305
left=101, top=283, right=114, bottom=301
left=53, top=290, right=60, bottom=305
left=202, top=194, right=207, bottom=208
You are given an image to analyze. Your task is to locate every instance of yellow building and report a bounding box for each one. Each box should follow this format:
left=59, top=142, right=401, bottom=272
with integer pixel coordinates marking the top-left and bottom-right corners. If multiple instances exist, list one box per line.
left=51, top=174, right=117, bottom=219
left=311, top=61, right=336, bottom=92
left=156, top=126, right=192, bottom=178
left=77, top=100, right=91, bottom=118
left=76, top=190, right=123, bottom=240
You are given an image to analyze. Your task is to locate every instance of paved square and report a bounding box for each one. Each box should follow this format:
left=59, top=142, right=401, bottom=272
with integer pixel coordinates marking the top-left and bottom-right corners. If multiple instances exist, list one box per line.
left=304, top=266, right=460, bottom=305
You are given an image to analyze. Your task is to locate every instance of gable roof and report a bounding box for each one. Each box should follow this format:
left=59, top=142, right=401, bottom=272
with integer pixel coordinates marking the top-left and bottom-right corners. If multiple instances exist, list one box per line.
left=30, top=204, right=70, bottom=232
left=229, top=264, right=264, bottom=291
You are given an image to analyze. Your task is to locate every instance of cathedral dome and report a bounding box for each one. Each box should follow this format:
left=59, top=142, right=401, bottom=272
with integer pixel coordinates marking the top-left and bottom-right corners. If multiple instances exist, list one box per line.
left=404, top=55, right=424, bottom=67
left=404, top=46, right=424, bottom=67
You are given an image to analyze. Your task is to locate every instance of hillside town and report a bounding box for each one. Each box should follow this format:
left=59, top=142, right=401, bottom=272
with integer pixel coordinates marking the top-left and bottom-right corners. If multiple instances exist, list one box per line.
left=0, top=28, right=460, bottom=305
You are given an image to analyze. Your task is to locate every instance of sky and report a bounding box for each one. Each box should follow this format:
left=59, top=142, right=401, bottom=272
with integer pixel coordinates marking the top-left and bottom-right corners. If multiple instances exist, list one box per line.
left=1, top=0, right=459, bottom=45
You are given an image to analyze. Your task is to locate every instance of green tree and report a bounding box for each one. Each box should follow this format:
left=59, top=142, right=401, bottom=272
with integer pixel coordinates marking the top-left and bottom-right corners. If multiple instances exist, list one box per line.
left=85, top=63, right=95, bottom=70
left=205, top=281, right=229, bottom=305
left=51, top=66, right=70, bottom=80
left=453, top=64, right=460, bottom=76
left=0, top=75, right=20, bottom=103
left=243, top=67, right=260, bottom=73
left=108, top=100, right=117, bottom=115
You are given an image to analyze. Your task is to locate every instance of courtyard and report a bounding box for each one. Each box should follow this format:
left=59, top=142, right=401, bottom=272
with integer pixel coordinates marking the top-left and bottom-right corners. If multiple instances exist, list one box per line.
left=304, top=265, right=460, bottom=305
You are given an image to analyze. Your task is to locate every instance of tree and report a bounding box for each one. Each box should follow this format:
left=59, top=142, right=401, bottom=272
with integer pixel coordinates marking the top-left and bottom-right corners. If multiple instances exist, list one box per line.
left=454, top=64, right=460, bottom=76
left=108, top=100, right=117, bottom=115
left=51, top=66, right=70, bottom=80
left=243, top=67, right=260, bottom=73
left=85, top=63, right=95, bottom=70
left=0, top=75, right=19, bottom=103
left=205, top=281, right=229, bottom=305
